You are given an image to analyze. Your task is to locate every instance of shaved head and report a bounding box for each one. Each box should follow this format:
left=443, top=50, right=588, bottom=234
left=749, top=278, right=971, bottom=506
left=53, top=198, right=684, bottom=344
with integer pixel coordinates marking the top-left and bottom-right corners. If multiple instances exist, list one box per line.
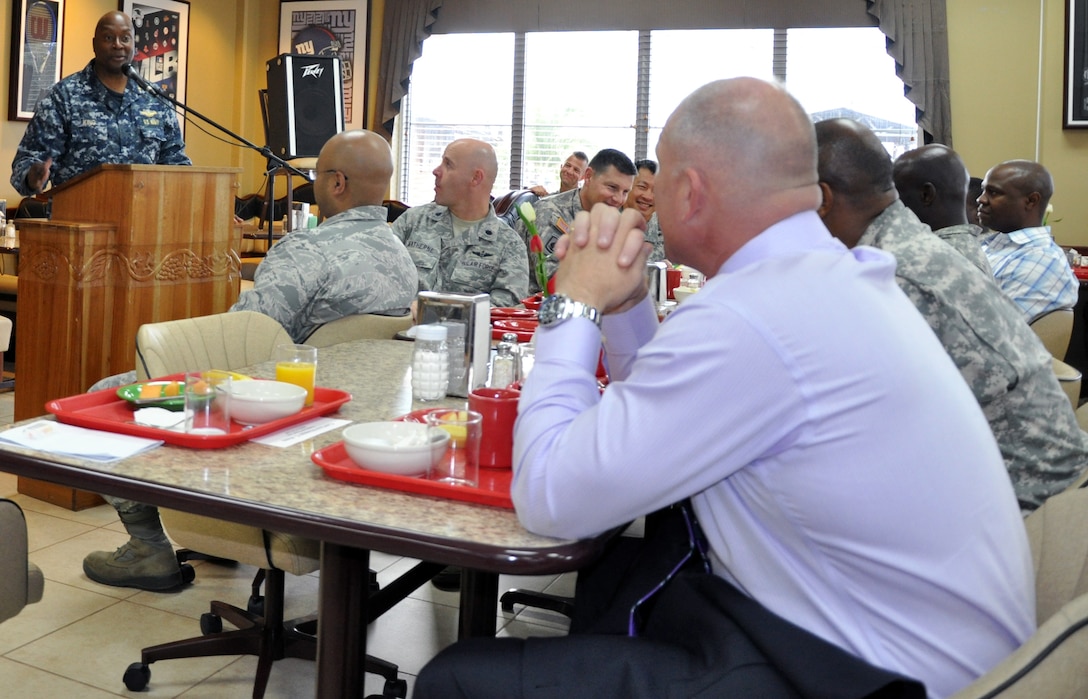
left=655, top=78, right=822, bottom=271
left=447, top=139, right=498, bottom=188
left=814, top=118, right=898, bottom=248
left=978, top=160, right=1054, bottom=231
left=665, top=78, right=818, bottom=203
left=893, top=144, right=970, bottom=230
left=315, top=129, right=393, bottom=215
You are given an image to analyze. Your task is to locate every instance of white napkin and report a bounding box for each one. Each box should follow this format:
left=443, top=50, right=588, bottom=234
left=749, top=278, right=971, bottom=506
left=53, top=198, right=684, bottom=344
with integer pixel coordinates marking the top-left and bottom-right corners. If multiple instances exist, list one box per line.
left=0, top=420, right=164, bottom=463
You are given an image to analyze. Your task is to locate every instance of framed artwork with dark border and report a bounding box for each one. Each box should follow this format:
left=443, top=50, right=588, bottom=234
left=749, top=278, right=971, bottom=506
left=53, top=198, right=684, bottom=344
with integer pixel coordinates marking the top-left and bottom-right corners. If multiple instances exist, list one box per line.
left=120, top=0, right=189, bottom=135
left=278, top=0, right=370, bottom=131
left=1065, top=0, right=1088, bottom=127
left=8, top=0, right=65, bottom=121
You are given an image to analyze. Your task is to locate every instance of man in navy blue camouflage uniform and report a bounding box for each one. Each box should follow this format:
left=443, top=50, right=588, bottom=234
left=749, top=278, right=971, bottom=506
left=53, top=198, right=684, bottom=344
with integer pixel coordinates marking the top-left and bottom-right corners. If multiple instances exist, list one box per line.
left=10, top=10, right=189, bottom=196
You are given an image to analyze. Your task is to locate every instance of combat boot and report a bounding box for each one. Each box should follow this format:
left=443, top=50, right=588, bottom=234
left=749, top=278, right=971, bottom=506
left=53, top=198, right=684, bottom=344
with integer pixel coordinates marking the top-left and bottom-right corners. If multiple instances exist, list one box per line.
left=82, top=538, right=184, bottom=590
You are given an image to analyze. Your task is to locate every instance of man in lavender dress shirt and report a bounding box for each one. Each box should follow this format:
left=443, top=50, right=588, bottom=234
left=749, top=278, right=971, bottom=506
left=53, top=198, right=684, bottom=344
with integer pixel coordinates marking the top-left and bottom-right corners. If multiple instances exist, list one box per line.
left=416, top=78, right=1034, bottom=698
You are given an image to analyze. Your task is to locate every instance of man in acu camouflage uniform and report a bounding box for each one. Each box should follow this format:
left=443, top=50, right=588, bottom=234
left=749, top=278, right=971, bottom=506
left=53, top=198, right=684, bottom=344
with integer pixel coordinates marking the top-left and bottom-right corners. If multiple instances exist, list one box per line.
left=816, top=118, right=1088, bottom=512
left=392, top=138, right=528, bottom=307
left=515, top=148, right=637, bottom=293
left=529, top=150, right=589, bottom=198
left=232, top=130, right=417, bottom=342
left=10, top=11, right=190, bottom=196
left=893, top=144, right=992, bottom=275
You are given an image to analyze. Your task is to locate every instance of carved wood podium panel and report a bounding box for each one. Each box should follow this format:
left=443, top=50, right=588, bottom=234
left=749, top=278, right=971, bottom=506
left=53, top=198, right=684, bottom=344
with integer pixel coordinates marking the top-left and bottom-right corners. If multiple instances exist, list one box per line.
left=15, top=165, right=242, bottom=509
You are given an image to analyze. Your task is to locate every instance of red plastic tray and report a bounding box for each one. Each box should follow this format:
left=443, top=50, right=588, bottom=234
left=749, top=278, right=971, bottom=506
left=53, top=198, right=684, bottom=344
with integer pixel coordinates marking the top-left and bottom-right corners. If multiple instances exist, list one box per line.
left=46, top=378, right=352, bottom=449
left=311, top=407, right=514, bottom=508
left=491, top=319, right=537, bottom=342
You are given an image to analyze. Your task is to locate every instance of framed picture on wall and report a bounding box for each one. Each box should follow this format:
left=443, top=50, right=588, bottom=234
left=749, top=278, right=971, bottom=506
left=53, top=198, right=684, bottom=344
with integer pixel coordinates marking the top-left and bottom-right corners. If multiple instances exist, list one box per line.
left=278, top=0, right=370, bottom=131
left=120, top=0, right=190, bottom=135
left=8, top=0, right=66, bottom=121
left=1065, top=0, right=1088, bottom=127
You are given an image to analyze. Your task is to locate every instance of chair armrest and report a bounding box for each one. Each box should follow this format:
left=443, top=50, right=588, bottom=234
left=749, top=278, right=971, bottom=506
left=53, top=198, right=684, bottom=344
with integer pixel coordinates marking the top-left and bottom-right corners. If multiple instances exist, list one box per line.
left=949, top=592, right=1088, bottom=698
left=0, top=499, right=40, bottom=624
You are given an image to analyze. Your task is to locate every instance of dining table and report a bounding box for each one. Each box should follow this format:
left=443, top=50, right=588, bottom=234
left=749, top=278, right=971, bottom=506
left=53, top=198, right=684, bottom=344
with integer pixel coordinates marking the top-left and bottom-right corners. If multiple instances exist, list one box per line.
left=0, top=338, right=615, bottom=697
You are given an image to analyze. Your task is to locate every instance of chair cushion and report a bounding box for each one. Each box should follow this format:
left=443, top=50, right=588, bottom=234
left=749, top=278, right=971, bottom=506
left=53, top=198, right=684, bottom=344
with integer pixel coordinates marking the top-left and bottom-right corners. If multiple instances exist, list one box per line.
left=135, top=311, right=291, bottom=380
left=304, top=313, right=413, bottom=347
left=160, top=509, right=320, bottom=576
left=1025, top=488, right=1088, bottom=623
left=949, top=593, right=1088, bottom=698
left=0, top=499, right=39, bottom=623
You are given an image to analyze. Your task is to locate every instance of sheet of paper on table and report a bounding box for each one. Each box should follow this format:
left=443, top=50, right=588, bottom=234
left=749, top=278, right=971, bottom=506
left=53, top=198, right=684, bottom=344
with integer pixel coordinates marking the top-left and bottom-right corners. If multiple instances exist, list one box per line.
left=0, top=420, right=163, bottom=462
left=250, top=417, right=351, bottom=448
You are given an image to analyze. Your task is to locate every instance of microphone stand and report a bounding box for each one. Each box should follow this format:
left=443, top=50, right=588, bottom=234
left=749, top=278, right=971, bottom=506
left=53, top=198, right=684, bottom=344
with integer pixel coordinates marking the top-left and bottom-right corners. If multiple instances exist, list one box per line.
left=124, top=64, right=312, bottom=249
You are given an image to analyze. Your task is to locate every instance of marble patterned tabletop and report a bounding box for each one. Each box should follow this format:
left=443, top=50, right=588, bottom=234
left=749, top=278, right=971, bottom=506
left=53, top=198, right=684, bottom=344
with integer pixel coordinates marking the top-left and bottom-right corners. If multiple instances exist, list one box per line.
left=0, top=339, right=589, bottom=569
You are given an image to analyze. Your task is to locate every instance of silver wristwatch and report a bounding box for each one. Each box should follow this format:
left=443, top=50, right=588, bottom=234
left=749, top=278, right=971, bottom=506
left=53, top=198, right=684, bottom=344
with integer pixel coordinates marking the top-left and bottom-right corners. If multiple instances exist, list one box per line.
left=538, top=294, right=602, bottom=328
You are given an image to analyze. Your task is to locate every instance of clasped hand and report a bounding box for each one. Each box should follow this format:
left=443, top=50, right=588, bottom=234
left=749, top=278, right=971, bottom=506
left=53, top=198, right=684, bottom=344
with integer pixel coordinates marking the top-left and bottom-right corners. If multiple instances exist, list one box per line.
left=552, top=203, right=652, bottom=315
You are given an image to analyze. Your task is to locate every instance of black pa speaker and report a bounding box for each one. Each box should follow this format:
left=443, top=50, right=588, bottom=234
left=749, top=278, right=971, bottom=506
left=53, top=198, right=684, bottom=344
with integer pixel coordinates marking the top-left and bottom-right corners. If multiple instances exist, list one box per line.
left=265, top=54, right=344, bottom=159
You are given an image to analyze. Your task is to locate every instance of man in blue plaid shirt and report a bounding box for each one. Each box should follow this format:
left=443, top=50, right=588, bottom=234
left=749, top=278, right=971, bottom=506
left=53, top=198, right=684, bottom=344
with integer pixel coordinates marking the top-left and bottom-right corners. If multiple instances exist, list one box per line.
left=977, top=160, right=1077, bottom=321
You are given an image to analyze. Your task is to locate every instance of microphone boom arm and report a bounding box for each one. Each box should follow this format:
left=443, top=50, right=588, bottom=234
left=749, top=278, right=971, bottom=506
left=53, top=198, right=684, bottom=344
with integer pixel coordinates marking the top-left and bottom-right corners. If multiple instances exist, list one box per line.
left=123, top=64, right=311, bottom=179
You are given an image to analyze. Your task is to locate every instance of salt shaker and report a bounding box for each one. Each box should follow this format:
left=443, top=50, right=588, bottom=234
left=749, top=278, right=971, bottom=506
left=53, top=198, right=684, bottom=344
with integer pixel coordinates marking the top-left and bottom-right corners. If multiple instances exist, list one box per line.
left=442, top=321, right=467, bottom=391
left=490, top=334, right=518, bottom=388
left=411, top=324, right=449, bottom=401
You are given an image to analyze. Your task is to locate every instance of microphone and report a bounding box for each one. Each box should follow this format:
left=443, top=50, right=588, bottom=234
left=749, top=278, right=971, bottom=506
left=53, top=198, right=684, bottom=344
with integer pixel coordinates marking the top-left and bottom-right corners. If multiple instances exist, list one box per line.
left=122, top=63, right=164, bottom=96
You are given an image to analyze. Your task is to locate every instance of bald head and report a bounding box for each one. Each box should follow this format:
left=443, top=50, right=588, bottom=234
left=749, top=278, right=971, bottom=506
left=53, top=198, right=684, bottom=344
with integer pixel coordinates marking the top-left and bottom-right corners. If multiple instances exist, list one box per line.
left=656, top=78, right=821, bottom=271
left=665, top=78, right=818, bottom=202
left=315, top=129, right=393, bottom=216
left=814, top=118, right=897, bottom=248
left=893, top=144, right=969, bottom=231
left=92, top=11, right=135, bottom=78
left=96, top=11, right=131, bottom=33
left=433, top=138, right=498, bottom=219
left=448, top=139, right=498, bottom=187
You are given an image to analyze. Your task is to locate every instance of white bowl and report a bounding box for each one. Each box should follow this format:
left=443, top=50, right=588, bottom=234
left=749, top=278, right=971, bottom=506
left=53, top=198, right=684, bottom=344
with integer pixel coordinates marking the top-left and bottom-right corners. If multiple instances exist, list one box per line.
left=227, top=380, right=307, bottom=425
left=342, top=422, right=450, bottom=476
left=672, top=286, right=700, bottom=304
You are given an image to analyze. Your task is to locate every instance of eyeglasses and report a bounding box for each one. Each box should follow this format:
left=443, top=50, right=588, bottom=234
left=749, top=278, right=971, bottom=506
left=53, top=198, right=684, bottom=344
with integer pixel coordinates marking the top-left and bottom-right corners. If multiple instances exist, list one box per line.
left=322, top=169, right=349, bottom=182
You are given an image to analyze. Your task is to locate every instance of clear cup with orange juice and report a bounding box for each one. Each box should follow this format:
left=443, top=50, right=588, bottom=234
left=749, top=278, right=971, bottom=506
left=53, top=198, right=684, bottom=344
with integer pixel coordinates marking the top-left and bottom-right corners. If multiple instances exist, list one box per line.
left=274, top=344, right=317, bottom=406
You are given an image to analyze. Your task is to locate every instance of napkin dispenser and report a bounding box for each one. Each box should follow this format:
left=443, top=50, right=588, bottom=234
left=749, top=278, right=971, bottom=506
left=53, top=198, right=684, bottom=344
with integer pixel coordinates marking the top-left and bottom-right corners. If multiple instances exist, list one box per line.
left=646, top=261, right=669, bottom=304
left=416, top=291, right=491, bottom=397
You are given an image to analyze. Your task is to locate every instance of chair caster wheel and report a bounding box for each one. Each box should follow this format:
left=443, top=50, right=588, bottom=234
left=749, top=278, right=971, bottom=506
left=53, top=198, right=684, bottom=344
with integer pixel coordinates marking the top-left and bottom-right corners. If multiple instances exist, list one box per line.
left=247, top=594, right=265, bottom=617
left=200, top=612, right=223, bottom=635
left=123, top=662, right=150, bottom=691
left=385, top=678, right=408, bottom=697
left=180, top=563, right=196, bottom=585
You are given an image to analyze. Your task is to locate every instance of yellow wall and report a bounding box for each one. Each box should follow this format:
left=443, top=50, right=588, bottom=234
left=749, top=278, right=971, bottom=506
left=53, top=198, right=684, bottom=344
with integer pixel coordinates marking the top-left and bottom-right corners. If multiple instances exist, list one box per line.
left=0, top=0, right=383, bottom=203
left=4, top=1, right=1086, bottom=244
left=951, top=0, right=1088, bottom=244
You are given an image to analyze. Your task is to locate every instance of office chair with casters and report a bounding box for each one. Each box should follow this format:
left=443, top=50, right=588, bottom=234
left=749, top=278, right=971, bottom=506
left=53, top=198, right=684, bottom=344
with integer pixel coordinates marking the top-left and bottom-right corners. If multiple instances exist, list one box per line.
left=949, top=486, right=1088, bottom=697
left=123, top=311, right=408, bottom=699
left=1029, top=307, right=1075, bottom=360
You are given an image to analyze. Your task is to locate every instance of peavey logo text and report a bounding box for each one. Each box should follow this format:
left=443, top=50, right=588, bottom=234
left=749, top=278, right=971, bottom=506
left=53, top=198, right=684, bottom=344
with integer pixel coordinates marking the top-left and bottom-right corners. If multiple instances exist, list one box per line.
left=301, top=63, right=325, bottom=79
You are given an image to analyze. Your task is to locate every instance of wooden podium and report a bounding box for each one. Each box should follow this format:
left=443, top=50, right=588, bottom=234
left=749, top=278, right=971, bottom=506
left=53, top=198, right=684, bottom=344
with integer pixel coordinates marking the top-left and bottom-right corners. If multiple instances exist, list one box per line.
left=15, top=165, right=243, bottom=509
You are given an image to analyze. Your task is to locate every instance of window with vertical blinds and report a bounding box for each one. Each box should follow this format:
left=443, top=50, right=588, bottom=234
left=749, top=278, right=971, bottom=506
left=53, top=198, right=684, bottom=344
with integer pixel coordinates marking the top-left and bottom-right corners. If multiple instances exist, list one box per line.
left=397, top=27, right=916, bottom=202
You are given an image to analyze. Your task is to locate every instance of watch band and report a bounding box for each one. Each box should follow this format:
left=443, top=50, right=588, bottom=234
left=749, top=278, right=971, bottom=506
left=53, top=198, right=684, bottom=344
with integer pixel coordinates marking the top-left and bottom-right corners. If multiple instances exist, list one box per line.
left=539, top=294, right=602, bottom=328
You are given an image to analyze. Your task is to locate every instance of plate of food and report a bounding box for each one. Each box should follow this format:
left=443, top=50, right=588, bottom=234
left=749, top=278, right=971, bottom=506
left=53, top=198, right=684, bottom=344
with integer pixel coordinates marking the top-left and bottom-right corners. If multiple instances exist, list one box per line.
left=116, top=372, right=251, bottom=410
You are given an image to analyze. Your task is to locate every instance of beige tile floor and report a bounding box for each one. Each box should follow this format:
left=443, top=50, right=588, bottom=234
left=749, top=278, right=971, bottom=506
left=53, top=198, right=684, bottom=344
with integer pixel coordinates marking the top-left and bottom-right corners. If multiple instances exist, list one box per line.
left=0, top=391, right=575, bottom=697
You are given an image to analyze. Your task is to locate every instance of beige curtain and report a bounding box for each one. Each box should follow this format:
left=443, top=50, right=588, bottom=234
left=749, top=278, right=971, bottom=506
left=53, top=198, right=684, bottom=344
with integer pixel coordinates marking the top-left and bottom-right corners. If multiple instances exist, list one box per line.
left=866, top=0, right=952, bottom=146
left=377, top=0, right=444, bottom=138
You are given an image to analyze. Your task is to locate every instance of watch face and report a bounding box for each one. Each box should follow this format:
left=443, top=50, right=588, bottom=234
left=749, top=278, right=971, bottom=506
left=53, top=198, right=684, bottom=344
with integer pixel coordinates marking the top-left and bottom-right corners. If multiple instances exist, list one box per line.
left=538, top=294, right=564, bottom=325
